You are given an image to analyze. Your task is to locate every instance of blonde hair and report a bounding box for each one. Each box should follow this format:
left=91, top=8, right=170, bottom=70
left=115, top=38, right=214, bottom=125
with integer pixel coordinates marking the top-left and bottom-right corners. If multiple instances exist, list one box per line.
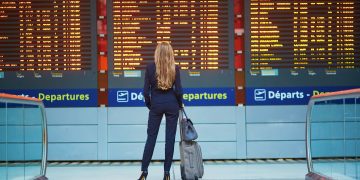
left=154, top=42, right=176, bottom=90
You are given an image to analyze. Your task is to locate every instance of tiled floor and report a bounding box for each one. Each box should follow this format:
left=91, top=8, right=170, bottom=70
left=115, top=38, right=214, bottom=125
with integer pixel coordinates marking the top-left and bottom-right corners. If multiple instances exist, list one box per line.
left=44, top=160, right=309, bottom=180
left=0, top=159, right=311, bottom=180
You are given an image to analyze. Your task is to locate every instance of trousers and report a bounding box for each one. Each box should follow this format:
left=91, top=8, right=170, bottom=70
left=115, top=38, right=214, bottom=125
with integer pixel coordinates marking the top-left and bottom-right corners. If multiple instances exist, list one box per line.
left=141, top=102, right=179, bottom=172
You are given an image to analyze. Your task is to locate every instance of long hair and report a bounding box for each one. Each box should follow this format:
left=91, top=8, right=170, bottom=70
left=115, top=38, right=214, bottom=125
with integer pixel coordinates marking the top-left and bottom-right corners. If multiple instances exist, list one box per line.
left=154, top=42, right=176, bottom=90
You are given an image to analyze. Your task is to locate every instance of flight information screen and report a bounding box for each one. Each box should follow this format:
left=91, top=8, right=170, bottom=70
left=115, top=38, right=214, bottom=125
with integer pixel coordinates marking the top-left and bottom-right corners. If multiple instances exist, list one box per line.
left=249, top=0, right=360, bottom=74
left=110, top=0, right=230, bottom=70
left=0, top=1, right=94, bottom=71
left=0, top=0, right=98, bottom=107
left=245, top=0, right=360, bottom=105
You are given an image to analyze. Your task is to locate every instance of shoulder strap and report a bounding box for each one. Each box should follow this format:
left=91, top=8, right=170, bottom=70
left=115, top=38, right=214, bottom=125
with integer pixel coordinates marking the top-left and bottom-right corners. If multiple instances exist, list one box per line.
left=181, top=108, right=188, bottom=119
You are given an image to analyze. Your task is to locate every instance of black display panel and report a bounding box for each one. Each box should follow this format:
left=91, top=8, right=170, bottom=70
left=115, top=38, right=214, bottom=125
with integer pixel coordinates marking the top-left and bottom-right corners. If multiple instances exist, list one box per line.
left=0, top=0, right=97, bottom=89
left=108, top=0, right=234, bottom=89
left=111, top=0, right=229, bottom=70
left=245, top=0, right=360, bottom=87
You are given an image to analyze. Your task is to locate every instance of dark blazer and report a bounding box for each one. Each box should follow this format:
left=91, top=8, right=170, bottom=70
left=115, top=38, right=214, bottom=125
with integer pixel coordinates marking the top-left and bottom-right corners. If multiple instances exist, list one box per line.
left=143, top=62, right=183, bottom=109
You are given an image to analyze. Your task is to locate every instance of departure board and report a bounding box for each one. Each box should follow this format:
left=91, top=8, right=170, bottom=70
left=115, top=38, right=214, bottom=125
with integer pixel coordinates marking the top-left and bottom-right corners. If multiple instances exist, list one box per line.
left=245, top=0, right=360, bottom=105
left=249, top=0, right=360, bottom=74
left=0, top=0, right=93, bottom=71
left=110, top=0, right=230, bottom=70
left=0, top=0, right=97, bottom=92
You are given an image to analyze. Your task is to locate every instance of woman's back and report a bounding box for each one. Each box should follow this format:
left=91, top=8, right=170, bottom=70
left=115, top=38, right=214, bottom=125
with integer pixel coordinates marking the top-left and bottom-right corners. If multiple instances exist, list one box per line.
left=143, top=62, right=182, bottom=107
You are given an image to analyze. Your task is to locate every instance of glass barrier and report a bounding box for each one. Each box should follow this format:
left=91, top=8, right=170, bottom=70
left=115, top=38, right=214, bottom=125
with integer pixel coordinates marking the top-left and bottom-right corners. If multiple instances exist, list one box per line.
left=0, top=94, right=48, bottom=180
left=1, top=101, right=6, bottom=180
left=306, top=89, right=360, bottom=180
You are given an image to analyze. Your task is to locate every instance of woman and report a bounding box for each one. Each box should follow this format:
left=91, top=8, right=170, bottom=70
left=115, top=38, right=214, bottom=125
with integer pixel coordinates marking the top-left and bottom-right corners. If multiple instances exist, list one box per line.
left=138, top=42, right=183, bottom=180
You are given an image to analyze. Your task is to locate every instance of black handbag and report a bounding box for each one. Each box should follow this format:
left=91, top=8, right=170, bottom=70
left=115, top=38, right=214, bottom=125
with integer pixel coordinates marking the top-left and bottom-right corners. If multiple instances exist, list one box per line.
left=179, top=108, right=198, bottom=141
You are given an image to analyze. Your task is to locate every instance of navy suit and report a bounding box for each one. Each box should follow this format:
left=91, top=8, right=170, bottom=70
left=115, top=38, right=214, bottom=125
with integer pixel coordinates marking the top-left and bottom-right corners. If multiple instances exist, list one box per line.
left=141, top=62, right=183, bottom=172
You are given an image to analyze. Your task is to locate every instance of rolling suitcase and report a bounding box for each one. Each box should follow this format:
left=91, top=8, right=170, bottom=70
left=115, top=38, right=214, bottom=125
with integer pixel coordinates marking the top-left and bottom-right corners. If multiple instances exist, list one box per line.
left=179, top=140, right=204, bottom=180
left=179, top=109, right=204, bottom=180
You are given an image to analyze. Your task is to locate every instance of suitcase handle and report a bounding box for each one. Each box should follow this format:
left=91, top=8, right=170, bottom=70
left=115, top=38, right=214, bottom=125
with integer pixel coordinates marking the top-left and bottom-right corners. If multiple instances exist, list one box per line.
left=189, top=152, right=194, bottom=168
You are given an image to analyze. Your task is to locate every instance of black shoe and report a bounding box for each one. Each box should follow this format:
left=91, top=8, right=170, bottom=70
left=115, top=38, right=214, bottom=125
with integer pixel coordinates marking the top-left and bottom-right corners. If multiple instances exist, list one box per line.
left=138, top=171, right=148, bottom=180
left=163, top=171, right=170, bottom=180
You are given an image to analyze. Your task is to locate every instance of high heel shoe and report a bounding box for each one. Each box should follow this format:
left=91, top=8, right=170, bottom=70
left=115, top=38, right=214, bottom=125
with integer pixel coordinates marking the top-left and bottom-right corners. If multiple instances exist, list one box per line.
left=163, top=171, right=170, bottom=180
left=138, top=171, right=148, bottom=180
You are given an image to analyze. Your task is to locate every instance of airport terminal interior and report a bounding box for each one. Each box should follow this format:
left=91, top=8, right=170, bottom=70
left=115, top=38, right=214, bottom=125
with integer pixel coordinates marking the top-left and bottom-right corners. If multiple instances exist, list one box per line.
left=1, top=0, right=360, bottom=179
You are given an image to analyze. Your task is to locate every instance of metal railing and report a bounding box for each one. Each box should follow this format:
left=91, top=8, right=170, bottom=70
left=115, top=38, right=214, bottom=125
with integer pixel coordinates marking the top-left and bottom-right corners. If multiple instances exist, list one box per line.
left=306, top=89, right=360, bottom=180
left=0, top=93, right=48, bottom=180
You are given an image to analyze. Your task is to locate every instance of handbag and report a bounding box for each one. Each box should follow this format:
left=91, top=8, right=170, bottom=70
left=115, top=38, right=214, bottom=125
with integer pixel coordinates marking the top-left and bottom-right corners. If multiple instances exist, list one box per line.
left=179, top=108, right=198, bottom=141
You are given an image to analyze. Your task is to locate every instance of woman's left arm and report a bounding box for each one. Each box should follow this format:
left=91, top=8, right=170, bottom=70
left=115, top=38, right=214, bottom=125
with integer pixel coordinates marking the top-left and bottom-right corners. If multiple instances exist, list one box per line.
left=143, top=65, right=151, bottom=109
